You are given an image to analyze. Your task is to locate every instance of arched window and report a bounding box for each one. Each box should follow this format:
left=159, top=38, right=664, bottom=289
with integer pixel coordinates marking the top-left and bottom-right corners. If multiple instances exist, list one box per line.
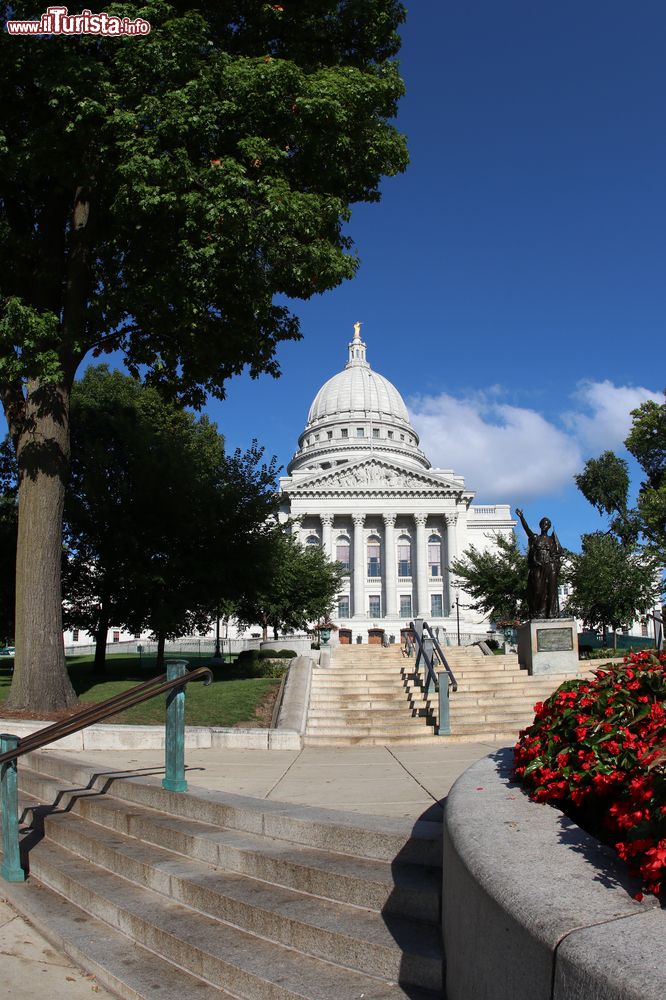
left=367, top=536, right=381, bottom=578
left=428, top=535, right=441, bottom=577
left=397, top=536, right=411, bottom=577
left=335, top=536, right=350, bottom=571
left=306, top=534, right=320, bottom=547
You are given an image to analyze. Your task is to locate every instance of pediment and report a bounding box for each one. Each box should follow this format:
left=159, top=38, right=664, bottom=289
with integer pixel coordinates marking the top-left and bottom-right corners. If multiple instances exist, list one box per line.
left=286, top=458, right=465, bottom=495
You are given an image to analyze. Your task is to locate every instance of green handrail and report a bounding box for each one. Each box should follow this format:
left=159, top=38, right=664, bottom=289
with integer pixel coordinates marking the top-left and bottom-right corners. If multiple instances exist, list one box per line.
left=0, top=661, right=212, bottom=882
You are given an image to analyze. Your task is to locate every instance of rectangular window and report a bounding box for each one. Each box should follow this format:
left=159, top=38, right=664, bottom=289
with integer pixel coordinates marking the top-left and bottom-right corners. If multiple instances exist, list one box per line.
left=431, top=594, right=443, bottom=618
left=367, top=543, right=381, bottom=578
left=336, top=542, right=350, bottom=571
left=397, top=544, right=411, bottom=577
left=641, top=620, right=648, bottom=637
left=372, top=428, right=380, bottom=439
left=112, top=630, right=120, bottom=643
left=338, top=595, right=350, bottom=617
left=72, top=629, right=79, bottom=642
left=388, top=430, right=394, bottom=439
left=341, top=428, right=348, bottom=438
left=327, top=431, right=333, bottom=439
left=399, top=594, right=412, bottom=618
left=428, top=543, right=441, bottom=577
left=368, top=595, right=381, bottom=618
left=356, top=427, right=364, bottom=437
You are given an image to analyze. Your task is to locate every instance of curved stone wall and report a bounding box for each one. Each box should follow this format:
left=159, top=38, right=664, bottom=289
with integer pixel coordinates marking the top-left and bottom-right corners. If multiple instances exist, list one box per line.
left=443, top=749, right=666, bottom=1000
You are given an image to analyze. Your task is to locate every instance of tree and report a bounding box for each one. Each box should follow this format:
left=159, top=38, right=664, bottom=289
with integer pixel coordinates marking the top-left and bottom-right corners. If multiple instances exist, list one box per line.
left=235, top=530, right=345, bottom=640
left=0, top=2, right=408, bottom=709
left=575, top=393, right=666, bottom=562
left=450, top=533, right=529, bottom=625
left=64, top=365, right=278, bottom=668
left=564, top=532, right=660, bottom=647
left=625, top=394, right=666, bottom=564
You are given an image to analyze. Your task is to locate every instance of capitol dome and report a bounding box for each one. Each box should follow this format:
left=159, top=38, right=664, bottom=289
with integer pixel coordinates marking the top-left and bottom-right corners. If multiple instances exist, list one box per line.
left=288, top=323, right=430, bottom=474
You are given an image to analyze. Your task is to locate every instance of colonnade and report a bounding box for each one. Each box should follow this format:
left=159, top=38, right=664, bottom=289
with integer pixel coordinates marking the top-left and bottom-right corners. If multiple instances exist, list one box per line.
left=308, top=511, right=460, bottom=619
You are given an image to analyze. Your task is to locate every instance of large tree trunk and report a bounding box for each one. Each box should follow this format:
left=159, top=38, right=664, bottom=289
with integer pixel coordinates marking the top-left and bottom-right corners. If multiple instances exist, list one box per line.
left=7, top=380, right=78, bottom=711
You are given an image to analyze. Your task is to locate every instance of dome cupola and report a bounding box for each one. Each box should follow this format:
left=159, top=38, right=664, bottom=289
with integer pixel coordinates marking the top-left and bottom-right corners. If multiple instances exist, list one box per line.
left=288, top=323, right=430, bottom=474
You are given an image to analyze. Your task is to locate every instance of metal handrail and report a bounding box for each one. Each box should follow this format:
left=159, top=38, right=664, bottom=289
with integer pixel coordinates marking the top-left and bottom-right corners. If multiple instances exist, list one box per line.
left=422, top=621, right=458, bottom=692
left=1, top=661, right=213, bottom=882
left=408, top=620, right=458, bottom=738
left=0, top=665, right=213, bottom=767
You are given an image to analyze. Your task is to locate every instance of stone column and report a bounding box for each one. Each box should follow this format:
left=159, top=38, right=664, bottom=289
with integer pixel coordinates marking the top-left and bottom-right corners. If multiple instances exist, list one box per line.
left=445, top=513, right=458, bottom=615
left=352, top=513, right=366, bottom=617
left=414, top=513, right=429, bottom=618
left=320, top=513, right=334, bottom=559
left=382, top=512, right=397, bottom=618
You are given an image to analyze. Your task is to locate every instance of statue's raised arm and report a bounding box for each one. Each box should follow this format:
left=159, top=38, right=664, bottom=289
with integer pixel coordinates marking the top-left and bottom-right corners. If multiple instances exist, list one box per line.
left=514, top=508, right=534, bottom=539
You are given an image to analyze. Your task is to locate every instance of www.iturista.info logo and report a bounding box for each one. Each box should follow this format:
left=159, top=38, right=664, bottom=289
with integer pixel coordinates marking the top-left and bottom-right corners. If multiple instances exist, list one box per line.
left=6, top=6, right=151, bottom=35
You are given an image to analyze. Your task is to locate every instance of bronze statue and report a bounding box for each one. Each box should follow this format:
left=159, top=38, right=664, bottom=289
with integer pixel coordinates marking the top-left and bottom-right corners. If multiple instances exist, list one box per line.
left=515, top=509, right=563, bottom=619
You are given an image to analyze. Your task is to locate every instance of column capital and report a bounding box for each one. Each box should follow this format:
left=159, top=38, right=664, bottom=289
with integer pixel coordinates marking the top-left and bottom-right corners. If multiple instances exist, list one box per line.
left=352, top=513, right=366, bottom=528
left=382, top=512, right=397, bottom=527
left=414, top=512, right=428, bottom=527
left=445, top=513, right=458, bottom=527
left=320, top=513, right=334, bottom=526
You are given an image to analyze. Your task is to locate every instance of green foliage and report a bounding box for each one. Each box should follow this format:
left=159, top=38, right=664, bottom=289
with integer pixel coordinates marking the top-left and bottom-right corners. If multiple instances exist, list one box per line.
left=450, top=533, right=529, bottom=624
left=575, top=451, right=637, bottom=544
left=576, top=394, right=666, bottom=564
left=564, top=532, right=661, bottom=637
left=64, top=365, right=279, bottom=647
left=0, top=0, right=408, bottom=402
left=235, top=529, right=345, bottom=637
left=625, top=395, right=666, bottom=563
left=258, top=648, right=297, bottom=659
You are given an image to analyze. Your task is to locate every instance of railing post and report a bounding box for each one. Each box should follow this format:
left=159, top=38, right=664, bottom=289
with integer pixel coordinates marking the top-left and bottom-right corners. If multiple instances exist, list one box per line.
left=436, top=672, right=452, bottom=736
left=1, top=734, right=26, bottom=882
left=162, top=661, right=188, bottom=793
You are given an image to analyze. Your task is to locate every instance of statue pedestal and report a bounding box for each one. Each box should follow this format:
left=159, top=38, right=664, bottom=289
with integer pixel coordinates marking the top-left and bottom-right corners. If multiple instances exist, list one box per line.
left=518, top=619, right=579, bottom=676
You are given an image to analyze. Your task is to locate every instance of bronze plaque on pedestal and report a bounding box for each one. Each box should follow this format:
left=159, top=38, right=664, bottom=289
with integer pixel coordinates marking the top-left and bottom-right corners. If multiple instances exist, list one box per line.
left=536, top=627, right=574, bottom=652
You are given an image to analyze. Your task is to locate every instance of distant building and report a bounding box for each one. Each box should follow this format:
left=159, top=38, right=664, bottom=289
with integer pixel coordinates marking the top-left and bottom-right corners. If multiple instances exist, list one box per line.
left=278, top=323, right=515, bottom=643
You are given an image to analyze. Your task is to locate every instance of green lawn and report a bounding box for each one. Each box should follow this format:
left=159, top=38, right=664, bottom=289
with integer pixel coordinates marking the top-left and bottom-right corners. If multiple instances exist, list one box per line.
left=0, top=654, right=284, bottom=727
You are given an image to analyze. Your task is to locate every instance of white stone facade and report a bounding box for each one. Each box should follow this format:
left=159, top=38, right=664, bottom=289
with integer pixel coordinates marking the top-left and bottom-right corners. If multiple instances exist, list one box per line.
left=279, top=324, right=516, bottom=643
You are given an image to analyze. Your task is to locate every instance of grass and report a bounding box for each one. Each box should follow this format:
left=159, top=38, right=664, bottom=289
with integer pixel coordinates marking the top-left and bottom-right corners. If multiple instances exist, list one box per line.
left=0, top=654, right=284, bottom=727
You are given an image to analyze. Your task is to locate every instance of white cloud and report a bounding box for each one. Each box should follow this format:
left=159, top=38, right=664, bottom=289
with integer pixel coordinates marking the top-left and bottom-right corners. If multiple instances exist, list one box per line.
left=563, top=380, right=663, bottom=455
left=407, top=380, right=661, bottom=503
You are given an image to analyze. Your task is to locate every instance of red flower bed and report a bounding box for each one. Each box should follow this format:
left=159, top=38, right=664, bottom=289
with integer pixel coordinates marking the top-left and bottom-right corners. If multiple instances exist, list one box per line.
left=514, top=650, right=666, bottom=898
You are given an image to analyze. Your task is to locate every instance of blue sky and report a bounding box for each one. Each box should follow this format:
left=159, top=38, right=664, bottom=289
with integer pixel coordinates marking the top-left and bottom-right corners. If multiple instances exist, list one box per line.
left=208, top=2, right=665, bottom=549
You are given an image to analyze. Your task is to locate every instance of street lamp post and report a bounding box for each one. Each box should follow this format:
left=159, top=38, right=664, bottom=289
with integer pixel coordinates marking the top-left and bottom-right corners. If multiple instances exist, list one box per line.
left=455, top=590, right=461, bottom=646
left=213, top=606, right=222, bottom=661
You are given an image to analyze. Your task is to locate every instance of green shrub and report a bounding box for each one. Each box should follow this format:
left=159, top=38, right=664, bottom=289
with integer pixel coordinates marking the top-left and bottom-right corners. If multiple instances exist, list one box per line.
left=236, top=648, right=260, bottom=665
left=258, top=648, right=296, bottom=659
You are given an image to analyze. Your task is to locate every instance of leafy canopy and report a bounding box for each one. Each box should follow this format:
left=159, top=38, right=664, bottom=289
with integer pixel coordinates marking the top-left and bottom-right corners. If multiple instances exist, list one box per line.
left=0, top=1, right=408, bottom=405
left=564, top=532, right=661, bottom=636
left=450, top=533, right=529, bottom=625
left=235, top=529, right=345, bottom=638
left=64, top=365, right=279, bottom=647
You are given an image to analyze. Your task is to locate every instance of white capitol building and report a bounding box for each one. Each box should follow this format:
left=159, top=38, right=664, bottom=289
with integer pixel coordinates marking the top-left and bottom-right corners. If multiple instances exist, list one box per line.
left=279, top=323, right=516, bottom=644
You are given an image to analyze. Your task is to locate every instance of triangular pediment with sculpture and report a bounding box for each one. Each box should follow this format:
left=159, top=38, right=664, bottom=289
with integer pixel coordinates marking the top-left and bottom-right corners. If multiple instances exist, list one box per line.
left=285, top=457, right=468, bottom=496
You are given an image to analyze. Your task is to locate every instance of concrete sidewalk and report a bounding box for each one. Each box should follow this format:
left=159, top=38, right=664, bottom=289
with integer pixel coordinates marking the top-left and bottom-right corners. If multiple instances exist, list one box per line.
left=49, top=738, right=510, bottom=819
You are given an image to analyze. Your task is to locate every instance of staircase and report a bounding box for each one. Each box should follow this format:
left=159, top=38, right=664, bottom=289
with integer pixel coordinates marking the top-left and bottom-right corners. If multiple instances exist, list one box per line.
left=443, top=645, right=590, bottom=740
left=304, top=643, right=589, bottom=746
left=6, top=750, right=444, bottom=1000
left=305, top=644, right=438, bottom=746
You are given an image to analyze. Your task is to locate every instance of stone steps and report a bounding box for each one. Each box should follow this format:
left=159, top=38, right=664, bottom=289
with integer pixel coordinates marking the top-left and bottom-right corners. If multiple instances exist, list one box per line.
left=9, top=752, right=443, bottom=1000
